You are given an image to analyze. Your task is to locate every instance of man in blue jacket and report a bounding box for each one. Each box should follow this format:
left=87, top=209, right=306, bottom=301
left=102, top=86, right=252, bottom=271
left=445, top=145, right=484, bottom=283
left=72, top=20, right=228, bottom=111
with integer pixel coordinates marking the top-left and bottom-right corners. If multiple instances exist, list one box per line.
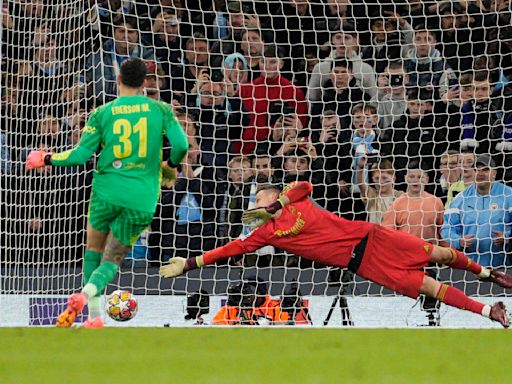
left=442, top=155, right=512, bottom=267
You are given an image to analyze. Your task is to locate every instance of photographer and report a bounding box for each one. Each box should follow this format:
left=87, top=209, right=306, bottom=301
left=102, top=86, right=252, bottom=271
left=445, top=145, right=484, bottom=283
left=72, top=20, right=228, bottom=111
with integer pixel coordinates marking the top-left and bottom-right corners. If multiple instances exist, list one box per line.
left=281, top=282, right=312, bottom=325
left=184, top=290, right=209, bottom=325
left=212, top=276, right=289, bottom=325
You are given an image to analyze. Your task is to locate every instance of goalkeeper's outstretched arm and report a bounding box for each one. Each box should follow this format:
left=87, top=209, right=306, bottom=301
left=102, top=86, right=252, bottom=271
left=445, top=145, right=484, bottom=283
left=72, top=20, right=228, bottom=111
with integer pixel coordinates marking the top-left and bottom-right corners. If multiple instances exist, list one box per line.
left=159, top=181, right=313, bottom=278
left=159, top=238, right=258, bottom=278
left=26, top=109, right=102, bottom=169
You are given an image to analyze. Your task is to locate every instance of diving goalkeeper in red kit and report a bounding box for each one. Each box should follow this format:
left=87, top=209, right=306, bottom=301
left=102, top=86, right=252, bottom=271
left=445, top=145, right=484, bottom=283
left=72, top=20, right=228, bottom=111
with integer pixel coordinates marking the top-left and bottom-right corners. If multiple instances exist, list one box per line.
left=160, top=182, right=512, bottom=327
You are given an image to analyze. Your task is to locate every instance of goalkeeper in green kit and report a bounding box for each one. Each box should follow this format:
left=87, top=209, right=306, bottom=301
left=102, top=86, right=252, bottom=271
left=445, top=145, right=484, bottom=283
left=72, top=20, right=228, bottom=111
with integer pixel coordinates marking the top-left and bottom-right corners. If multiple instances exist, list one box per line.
left=26, top=58, right=188, bottom=328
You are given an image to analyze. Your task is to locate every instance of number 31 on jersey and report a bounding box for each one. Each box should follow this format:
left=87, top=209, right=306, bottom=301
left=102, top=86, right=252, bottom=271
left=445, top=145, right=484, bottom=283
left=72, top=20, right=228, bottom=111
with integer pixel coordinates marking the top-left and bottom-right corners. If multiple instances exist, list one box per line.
left=113, top=117, right=147, bottom=159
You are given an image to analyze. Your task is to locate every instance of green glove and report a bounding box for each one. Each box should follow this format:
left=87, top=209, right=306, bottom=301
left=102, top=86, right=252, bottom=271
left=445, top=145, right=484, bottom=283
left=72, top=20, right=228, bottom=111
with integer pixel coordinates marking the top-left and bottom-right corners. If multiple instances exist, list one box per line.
left=161, top=162, right=177, bottom=189
left=241, top=208, right=274, bottom=228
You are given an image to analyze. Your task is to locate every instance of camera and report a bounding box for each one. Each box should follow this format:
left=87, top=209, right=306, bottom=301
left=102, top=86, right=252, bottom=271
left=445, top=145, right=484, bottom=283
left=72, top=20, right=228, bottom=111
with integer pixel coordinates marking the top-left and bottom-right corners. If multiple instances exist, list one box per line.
left=269, top=101, right=295, bottom=126
left=242, top=2, right=255, bottom=14
left=327, top=268, right=353, bottom=288
left=210, top=69, right=224, bottom=83
left=389, top=74, right=404, bottom=87
left=366, top=153, right=380, bottom=165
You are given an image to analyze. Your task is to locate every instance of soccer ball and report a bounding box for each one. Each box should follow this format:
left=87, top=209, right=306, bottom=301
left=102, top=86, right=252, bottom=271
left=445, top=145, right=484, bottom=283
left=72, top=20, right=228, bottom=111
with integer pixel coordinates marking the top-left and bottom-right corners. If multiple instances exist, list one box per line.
left=106, top=290, right=138, bottom=321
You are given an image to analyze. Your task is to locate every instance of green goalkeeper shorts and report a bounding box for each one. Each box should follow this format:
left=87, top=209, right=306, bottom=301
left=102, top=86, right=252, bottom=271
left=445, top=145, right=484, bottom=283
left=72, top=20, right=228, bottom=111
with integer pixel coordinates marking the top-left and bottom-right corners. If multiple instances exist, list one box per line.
left=88, top=193, right=154, bottom=246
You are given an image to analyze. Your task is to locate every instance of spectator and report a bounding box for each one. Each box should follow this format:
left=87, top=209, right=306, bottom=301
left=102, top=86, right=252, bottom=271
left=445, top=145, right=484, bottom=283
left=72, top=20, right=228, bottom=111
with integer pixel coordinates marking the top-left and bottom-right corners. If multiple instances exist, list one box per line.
left=210, top=1, right=260, bottom=67
left=374, top=60, right=409, bottom=130
left=238, top=44, right=308, bottom=154
left=404, top=25, right=457, bottom=99
left=143, top=60, right=166, bottom=101
left=310, top=58, right=370, bottom=127
left=252, top=151, right=276, bottom=184
left=445, top=152, right=476, bottom=209
left=270, top=113, right=305, bottom=156
left=147, top=7, right=183, bottom=100
left=18, top=38, right=70, bottom=111
left=381, top=162, right=445, bottom=326
left=216, top=155, right=254, bottom=244
left=213, top=276, right=289, bottom=325
left=356, top=158, right=403, bottom=224
left=362, top=12, right=414, bottom=73
left=435, top=150, right=461, bottom=205
left=273, top=0, right=330, bottom=87
left=312, top=107, right=352, bottom=214
left=436, top=1, right=482, bottom=73
left=188, top=67, right=249, bottom=180
left=239, top=28, right=265, bottom=81
left=442, top=155, right=512, bottom=267
left=455, top=71, right=500, bottom=155
left=222, top=52, right=250, bottom=98
left=382, top=163, right=445, bottom=245
left=307, top=22, right=377, bottom=103
left=342, top=102, right=380, bottom=220
left=85, top=16, right=155, bottom=101
left=170, top=32, right=210, bottom=97
left=381, top=88, right=442, bottom=185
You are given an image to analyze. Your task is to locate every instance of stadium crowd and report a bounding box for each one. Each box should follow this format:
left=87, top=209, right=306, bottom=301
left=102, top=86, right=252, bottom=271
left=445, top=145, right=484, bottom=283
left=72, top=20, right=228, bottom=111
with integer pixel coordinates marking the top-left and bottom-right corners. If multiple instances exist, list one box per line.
left=2, top=0, right=512, bottom=271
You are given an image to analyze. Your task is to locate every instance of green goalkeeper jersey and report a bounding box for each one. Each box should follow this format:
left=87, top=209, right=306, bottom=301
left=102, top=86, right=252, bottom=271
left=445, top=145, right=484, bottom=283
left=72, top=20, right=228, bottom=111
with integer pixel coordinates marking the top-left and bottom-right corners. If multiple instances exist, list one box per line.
left=51, top=95, right=188, bottom=212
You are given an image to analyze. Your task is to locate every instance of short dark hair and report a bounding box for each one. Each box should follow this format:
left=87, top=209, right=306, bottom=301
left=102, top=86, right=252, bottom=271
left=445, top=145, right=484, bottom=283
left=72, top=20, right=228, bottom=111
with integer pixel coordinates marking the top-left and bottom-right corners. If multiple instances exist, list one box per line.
left=460, top=72, right=473, bottom=86
left=120, top=58, right=147, bottom=88
left=283, top=147, right=310, bottom=161
left=473, top=70, right=490, bottom=83
left=387, top=60, right=403, bottom=71
left=114, top=15, right=138, bottom=30
left=407, top=88, right=433, bottom=102
left=255, top=184, right=281, bottom=196
left=331, top=58, right=352, bottom=72
left=263, top=44, right=283, bottom=59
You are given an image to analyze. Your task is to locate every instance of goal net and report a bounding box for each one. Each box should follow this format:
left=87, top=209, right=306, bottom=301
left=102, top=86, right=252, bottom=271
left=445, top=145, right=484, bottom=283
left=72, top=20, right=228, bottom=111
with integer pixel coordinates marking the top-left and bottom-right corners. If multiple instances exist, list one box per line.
left=1, top=0, right=512, bottom=327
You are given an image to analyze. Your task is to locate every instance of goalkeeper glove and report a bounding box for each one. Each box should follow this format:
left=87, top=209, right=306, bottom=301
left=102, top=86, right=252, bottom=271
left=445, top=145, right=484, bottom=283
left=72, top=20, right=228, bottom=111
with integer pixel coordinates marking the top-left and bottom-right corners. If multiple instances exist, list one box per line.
left=26, top=151, right=52, bottom=170
left=159, top=256, right=204, bottom=278
left=161, top=161, right=177, bottom=189
left=241, top=198, right=285, bottom=228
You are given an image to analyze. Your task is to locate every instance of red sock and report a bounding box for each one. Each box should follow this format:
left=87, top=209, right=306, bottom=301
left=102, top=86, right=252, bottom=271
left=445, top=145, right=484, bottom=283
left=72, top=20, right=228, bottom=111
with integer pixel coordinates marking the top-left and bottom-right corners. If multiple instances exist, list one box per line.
left=447, top=248, right=483, bottom=275
left=436, top=284, right=485, bottom=315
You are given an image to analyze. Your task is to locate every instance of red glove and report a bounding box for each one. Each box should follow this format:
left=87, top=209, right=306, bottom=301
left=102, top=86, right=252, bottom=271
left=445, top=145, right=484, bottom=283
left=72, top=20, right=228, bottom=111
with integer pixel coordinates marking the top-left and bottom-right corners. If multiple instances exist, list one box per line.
left=26, top=151, right=52, bottom=170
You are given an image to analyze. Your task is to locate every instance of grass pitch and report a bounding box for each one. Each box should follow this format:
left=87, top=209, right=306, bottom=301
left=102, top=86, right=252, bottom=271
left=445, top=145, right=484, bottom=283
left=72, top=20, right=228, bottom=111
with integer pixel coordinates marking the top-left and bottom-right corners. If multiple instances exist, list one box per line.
left=0, top=328, right=509, bottom=384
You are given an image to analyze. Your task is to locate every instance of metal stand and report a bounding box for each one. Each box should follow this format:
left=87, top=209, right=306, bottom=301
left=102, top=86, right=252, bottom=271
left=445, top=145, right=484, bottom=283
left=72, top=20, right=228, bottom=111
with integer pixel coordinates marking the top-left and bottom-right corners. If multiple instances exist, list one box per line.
left=323, top=269, right=354, bottom=326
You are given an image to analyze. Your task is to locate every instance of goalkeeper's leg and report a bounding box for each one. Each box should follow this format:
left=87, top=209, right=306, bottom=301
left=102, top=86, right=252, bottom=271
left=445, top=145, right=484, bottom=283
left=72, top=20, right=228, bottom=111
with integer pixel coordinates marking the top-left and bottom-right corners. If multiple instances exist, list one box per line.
left=56, top=224, right=108, bottom=328
left=83, top=224, right=108, bottom=320
left=429, top=246, right=512, bottom=288
left=81, top=208, right=153, bottom=315
left=420, top=276, right=509, bottom=328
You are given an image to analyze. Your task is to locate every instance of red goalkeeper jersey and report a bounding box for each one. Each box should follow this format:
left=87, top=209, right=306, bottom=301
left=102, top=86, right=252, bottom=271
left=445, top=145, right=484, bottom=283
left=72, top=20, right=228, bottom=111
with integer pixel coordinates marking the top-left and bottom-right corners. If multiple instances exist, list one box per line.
left=203, top=182, right=375, bottom=267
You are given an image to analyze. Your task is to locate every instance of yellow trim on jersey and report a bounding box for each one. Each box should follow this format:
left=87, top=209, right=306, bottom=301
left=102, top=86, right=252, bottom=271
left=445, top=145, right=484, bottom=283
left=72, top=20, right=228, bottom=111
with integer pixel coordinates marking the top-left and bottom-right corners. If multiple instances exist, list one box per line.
left=51, top=149, right=73, bottom=161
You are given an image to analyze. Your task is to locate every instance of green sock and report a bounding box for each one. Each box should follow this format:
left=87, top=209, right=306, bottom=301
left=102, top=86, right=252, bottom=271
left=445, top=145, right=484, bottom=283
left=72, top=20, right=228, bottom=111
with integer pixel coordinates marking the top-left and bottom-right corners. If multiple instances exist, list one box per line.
left=83, top=250, right=103, bottom=285
left=87, top=296, right=103, bottom=319
left=85, top=261, right=119, bottom=298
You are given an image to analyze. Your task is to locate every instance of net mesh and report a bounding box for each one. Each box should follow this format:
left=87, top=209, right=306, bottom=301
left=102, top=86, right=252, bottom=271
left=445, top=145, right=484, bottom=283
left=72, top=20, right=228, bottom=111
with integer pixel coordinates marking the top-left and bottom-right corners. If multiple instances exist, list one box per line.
left=1, top=0, right=512, bottom=327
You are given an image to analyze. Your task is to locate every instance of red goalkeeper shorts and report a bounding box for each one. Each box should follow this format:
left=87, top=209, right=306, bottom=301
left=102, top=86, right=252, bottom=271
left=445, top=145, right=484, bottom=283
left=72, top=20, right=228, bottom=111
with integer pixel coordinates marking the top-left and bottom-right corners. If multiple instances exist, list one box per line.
left=356, top=225, right=433, bottom=299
